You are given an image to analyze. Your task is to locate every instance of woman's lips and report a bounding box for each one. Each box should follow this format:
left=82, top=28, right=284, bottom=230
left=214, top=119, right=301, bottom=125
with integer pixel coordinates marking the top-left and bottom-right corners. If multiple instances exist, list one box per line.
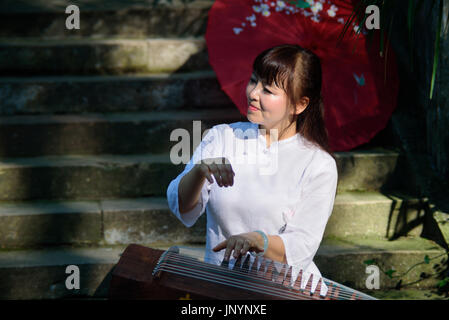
left=248, top=105, right=259, bottom=111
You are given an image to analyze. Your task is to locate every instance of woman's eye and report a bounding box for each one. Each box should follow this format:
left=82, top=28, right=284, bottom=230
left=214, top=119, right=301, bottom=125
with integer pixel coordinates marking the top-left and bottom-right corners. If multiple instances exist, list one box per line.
left=250, top=78, right=256, bottom=83
left=263, top=88, right=272, bottom=94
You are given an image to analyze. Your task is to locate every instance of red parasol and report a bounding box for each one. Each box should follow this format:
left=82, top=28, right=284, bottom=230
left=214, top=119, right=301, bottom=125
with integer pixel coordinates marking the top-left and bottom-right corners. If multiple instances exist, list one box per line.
left=205, top=0, right=399, bottom=151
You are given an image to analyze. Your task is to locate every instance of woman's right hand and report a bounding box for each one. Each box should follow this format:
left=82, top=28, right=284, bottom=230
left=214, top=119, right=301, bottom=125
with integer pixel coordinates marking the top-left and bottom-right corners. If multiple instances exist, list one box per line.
left=195, top=157, right=235, bottom=187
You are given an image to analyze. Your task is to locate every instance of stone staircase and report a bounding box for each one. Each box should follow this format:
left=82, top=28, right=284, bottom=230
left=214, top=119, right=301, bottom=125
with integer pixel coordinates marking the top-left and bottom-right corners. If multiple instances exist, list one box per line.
left=0, top=0, right=448, bottom=300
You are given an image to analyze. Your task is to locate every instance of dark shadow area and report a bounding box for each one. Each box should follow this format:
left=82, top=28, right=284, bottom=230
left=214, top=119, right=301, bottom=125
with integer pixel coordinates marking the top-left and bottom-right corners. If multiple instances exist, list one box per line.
left=385, top=194, right=427, bottom=241
left=345, top=0, right=449, bottom=246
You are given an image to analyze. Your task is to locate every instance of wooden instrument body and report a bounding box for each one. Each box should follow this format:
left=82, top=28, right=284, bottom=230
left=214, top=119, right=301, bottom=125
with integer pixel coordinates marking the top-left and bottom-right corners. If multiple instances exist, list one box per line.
left=109, top=244, right=375, bottom=300
left=109, top=244, right=283, bottom=300
left=109, top=244, right=201, bottom=300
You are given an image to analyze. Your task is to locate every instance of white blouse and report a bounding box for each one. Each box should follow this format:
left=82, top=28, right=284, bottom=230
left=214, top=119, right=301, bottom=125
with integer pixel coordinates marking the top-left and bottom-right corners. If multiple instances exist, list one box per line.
left=166, top=121, right=338, bottom=294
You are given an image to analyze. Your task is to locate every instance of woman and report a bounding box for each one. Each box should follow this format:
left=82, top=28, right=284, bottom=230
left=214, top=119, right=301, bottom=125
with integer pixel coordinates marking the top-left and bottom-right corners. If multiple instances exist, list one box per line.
left=166, top=44, right=338, bottom=289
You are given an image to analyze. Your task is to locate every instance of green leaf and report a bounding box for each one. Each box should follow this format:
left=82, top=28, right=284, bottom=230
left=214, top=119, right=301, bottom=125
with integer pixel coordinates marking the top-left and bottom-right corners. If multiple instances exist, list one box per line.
left=430, top=0, right=443, bottom=100
left=437, top=277, right=449, bottom=288
left=385, top=269, right=396, bottom=279
left=424, top=255, right=430, bottom=264
left=363, top=259, right=376, bottom=265
left=446, top=1, right=449, bottom=35
left=407, top=0, right=425, bottom=72
left=338, top=0, right=366, bottom=43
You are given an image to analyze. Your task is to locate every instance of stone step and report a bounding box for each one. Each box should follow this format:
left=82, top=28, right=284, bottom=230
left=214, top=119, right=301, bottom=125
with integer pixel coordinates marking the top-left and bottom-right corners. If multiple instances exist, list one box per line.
left=334, top=148, right=403, bottom=193
left=369, top=289, right=448, bottom=300
left=315, top=236, right=447, bottom=291
left=0, top=110, right=245, bottom=157
left=0, top=237, right=445, bottom=299
left=0, top=72, right=233, bottom=115
left=0, top=148, right=402, bottom=201
left=0, top=38, right=210, bottom=75
left=0, top=154, right=179, bottom=201
left=0, top=197, right=205, bottom=248
left=1, top=191, right=442, bottom=248
left=325, top=191, right=430, bottom=239
left=0, top=245, right=125, bottom=299
left=0, top=0, right=213, bottom=39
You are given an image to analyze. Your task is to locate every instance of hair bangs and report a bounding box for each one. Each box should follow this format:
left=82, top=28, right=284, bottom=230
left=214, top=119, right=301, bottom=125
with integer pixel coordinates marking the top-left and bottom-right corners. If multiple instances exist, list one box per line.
left=253, top=53, right=291, bottom=91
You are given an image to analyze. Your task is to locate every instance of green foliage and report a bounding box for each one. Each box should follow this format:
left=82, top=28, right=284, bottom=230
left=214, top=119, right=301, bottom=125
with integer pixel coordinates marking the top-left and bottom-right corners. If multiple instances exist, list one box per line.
left=365, top=252, right=448, bottom=292
left=430, top=0, right=444, bottom=99
left=363, top=259, right=376, bottom=265
left=341, top=0, right=448, bottom=100
left=438, top=277, right=449, bottom=288
left=385, top=269, right=397, bottom=279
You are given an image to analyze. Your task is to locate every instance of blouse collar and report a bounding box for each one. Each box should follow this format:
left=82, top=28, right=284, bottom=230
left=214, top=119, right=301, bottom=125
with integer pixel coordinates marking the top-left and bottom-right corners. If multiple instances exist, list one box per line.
left=253, top=122, right=302, bottom=147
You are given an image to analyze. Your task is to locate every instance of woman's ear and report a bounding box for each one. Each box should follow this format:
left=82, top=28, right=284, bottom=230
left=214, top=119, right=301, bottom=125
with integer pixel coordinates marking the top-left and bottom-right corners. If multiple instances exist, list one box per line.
left=294, top=97, right=309, bottom=115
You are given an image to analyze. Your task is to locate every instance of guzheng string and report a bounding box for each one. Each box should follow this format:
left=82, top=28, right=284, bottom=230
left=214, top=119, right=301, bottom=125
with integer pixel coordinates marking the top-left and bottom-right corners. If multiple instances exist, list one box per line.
left=154, top=249, right=370, bottom=300
left=154, top=251, right=317, bottom=300
left=152, top=247, right=376, bottom=300
left=155, top=252, right=364, bottom=300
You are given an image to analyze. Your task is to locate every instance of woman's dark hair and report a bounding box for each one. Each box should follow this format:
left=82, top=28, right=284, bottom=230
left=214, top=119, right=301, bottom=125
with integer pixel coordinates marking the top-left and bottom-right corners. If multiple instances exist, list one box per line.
left=252, top=44, right=334, bottom=159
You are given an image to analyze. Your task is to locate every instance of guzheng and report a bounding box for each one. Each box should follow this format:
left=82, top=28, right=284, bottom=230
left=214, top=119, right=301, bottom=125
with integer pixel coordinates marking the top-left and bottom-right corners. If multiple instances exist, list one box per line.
left=108, top=244, right=376, bottom=300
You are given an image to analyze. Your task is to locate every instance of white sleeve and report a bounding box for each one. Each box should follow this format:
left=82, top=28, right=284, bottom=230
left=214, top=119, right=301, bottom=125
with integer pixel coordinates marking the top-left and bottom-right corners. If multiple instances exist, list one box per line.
left=278, top=156, right=338, bottom=270
left=166, top=126, right=220, bottom=227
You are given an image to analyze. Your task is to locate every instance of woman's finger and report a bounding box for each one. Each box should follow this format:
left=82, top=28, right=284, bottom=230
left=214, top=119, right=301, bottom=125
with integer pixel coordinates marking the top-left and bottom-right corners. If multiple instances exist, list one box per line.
left=224, top=238, right=236, bottom=261
left=210, top=163, right=226, bottom=187
left=219, top=162, right=234, bottom=187
left=233, top=239, right=244, bottom=259
left=215, top=158, right=232, bottom=187
left=198, top=163, right=214, bottom=184
left=240, top=239, right=251, bottom=256
left=212, top=240, right=227, bottom=252
left=227, top=170, right=234, bottom=186
left=225, top=162, right=235, bottom=176
left=205, top=170, right=214, bottom=184
left=220, top=163, right=233, bottom=186
left=222, top=160, right=235, bottom=186
left=215, top=162, right=230, bottom=187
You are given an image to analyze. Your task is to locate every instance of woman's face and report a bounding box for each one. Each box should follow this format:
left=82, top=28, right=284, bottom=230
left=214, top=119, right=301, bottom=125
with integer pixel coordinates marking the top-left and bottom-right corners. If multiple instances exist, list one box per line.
left=245, top=72, right=294, bottom=133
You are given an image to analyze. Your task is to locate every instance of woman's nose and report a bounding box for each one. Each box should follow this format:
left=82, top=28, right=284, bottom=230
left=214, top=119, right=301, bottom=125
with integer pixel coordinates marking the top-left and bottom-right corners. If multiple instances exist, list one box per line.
left=248, top=82, right=262, bottom=100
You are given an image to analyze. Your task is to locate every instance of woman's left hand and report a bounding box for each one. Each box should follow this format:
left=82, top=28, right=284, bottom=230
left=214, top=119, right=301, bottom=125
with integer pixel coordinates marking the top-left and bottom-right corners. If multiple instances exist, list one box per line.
left=212, top=232, right=264, bottom=261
